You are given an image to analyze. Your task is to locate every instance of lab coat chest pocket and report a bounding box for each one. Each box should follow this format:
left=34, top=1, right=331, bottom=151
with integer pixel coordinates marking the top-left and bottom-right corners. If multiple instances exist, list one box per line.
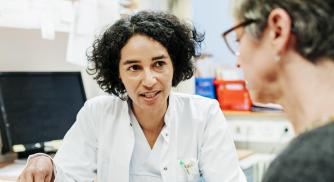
left=176, top=159, right=201, bottom=182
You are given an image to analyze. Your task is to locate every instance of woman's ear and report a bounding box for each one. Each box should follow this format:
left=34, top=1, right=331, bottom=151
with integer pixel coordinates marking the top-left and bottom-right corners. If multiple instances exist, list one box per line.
left=267, top=8, right=293, bottom=54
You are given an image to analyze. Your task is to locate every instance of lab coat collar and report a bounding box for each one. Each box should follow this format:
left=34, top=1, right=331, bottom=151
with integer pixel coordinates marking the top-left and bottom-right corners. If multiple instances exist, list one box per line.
left=125, top=93, right=175, bottom=144
left=162, top=93, right=176, bottom=143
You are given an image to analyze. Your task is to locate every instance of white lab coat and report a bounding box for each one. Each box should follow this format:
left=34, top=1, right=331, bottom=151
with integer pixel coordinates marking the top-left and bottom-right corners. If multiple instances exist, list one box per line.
left=53, top=92, right=246, bottom=182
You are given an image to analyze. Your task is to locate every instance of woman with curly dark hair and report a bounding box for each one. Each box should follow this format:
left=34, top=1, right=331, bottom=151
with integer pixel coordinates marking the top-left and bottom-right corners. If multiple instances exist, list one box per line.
left=18, top=11, right=245, bottom=182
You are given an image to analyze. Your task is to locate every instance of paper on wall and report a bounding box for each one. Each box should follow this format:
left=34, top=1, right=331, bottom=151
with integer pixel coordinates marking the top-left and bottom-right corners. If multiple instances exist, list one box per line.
left=41, top=8, right=56, bottom=40
left=66, top=0, right=120, bottom=67
left=0, top=0, right=30, bottom=29
left=60, top=0, right=75, bottom=23
left=66, top=33, right=93, bottom=67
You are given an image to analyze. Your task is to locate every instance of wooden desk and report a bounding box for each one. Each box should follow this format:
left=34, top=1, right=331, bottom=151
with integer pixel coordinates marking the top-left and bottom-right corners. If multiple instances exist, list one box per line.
left=223, top=110, right=287, bottom=120
left=0, top=150, right=253, bottom=181
left=0, top=160, right=25, bottom=182
left=0, top=176, right=16, bottom=181
left=237, top=149, right=254, bottom=160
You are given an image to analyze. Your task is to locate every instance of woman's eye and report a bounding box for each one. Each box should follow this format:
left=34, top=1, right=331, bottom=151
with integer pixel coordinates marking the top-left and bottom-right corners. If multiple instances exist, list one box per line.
left=154, top=61, right=165, bottom=67
left=128, top=65, right=141, bottom=71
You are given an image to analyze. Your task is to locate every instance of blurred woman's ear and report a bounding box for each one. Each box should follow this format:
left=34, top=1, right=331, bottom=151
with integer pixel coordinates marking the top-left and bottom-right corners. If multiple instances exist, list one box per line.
left=267, top=8, right=293, bottom=55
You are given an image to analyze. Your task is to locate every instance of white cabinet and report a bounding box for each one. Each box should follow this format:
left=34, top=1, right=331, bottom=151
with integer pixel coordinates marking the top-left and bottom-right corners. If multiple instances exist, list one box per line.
left=224, top=111, right=295, bottom=153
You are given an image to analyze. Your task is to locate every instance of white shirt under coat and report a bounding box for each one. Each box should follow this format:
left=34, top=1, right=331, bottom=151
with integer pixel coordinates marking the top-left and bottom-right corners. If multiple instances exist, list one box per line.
left=53, top=92, right=246, bottom=182
left=129, top=108, right=165, bottom=182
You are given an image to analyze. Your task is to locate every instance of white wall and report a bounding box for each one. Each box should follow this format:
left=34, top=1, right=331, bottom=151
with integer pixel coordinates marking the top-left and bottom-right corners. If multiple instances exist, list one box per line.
left=171, top=0, right=195, bottom=94
left=192, top=0, right=236, bottom=66
left=0, top=0, right=196, bottom=97
left=0, top=27, right=101, bottom=99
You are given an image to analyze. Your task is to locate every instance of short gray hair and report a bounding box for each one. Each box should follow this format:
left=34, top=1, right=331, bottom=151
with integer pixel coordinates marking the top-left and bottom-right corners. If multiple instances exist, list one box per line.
left=233, top=0, right=334, bottom=63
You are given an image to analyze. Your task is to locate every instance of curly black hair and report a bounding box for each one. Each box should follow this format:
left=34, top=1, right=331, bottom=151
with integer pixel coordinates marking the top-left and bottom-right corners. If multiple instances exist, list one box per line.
left=87, top=11, right=204, bottom=98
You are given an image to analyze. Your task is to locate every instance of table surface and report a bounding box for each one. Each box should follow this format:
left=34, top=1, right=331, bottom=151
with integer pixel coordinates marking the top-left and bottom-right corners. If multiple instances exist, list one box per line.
left=0, top=149, right=254, bottom=181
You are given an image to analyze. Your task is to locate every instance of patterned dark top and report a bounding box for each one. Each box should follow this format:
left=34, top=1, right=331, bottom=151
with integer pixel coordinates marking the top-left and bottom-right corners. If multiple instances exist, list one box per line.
left=263, top=122, right=334, bottom=182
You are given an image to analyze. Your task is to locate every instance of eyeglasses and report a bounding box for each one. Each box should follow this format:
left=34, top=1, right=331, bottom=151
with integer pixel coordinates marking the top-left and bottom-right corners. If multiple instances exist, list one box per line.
left=222, top=19, right=258, bottom=56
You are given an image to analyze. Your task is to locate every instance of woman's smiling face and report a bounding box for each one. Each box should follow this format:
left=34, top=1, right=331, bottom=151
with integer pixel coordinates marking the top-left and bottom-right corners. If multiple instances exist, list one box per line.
left=119, top=35, right=174, bottom=112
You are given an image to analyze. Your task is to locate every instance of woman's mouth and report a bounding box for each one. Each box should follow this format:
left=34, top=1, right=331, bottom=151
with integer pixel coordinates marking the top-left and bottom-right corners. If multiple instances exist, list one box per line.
left=139, top=91, right=161, bottom=103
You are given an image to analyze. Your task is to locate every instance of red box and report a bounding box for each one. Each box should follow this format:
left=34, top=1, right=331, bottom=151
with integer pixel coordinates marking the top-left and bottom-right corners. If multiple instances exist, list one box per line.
left=214, top=80, right=252, bottom=111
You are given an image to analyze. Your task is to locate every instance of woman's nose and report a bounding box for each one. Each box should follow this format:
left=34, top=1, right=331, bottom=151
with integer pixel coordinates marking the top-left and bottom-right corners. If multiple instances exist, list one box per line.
left=142, top=70, right=157, bottom=87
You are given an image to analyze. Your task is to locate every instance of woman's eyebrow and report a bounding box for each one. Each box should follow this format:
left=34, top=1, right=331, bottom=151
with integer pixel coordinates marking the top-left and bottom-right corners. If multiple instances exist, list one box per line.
left=122, top=60, right=140, bottom=65
left=152, top=55, right=167, bottom=61
left=122, top=55, right=166, bottom=65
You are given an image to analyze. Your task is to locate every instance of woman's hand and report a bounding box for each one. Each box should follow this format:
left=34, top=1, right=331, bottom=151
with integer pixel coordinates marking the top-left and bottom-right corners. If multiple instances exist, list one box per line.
left=17, top=155, right=54, bottom=182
